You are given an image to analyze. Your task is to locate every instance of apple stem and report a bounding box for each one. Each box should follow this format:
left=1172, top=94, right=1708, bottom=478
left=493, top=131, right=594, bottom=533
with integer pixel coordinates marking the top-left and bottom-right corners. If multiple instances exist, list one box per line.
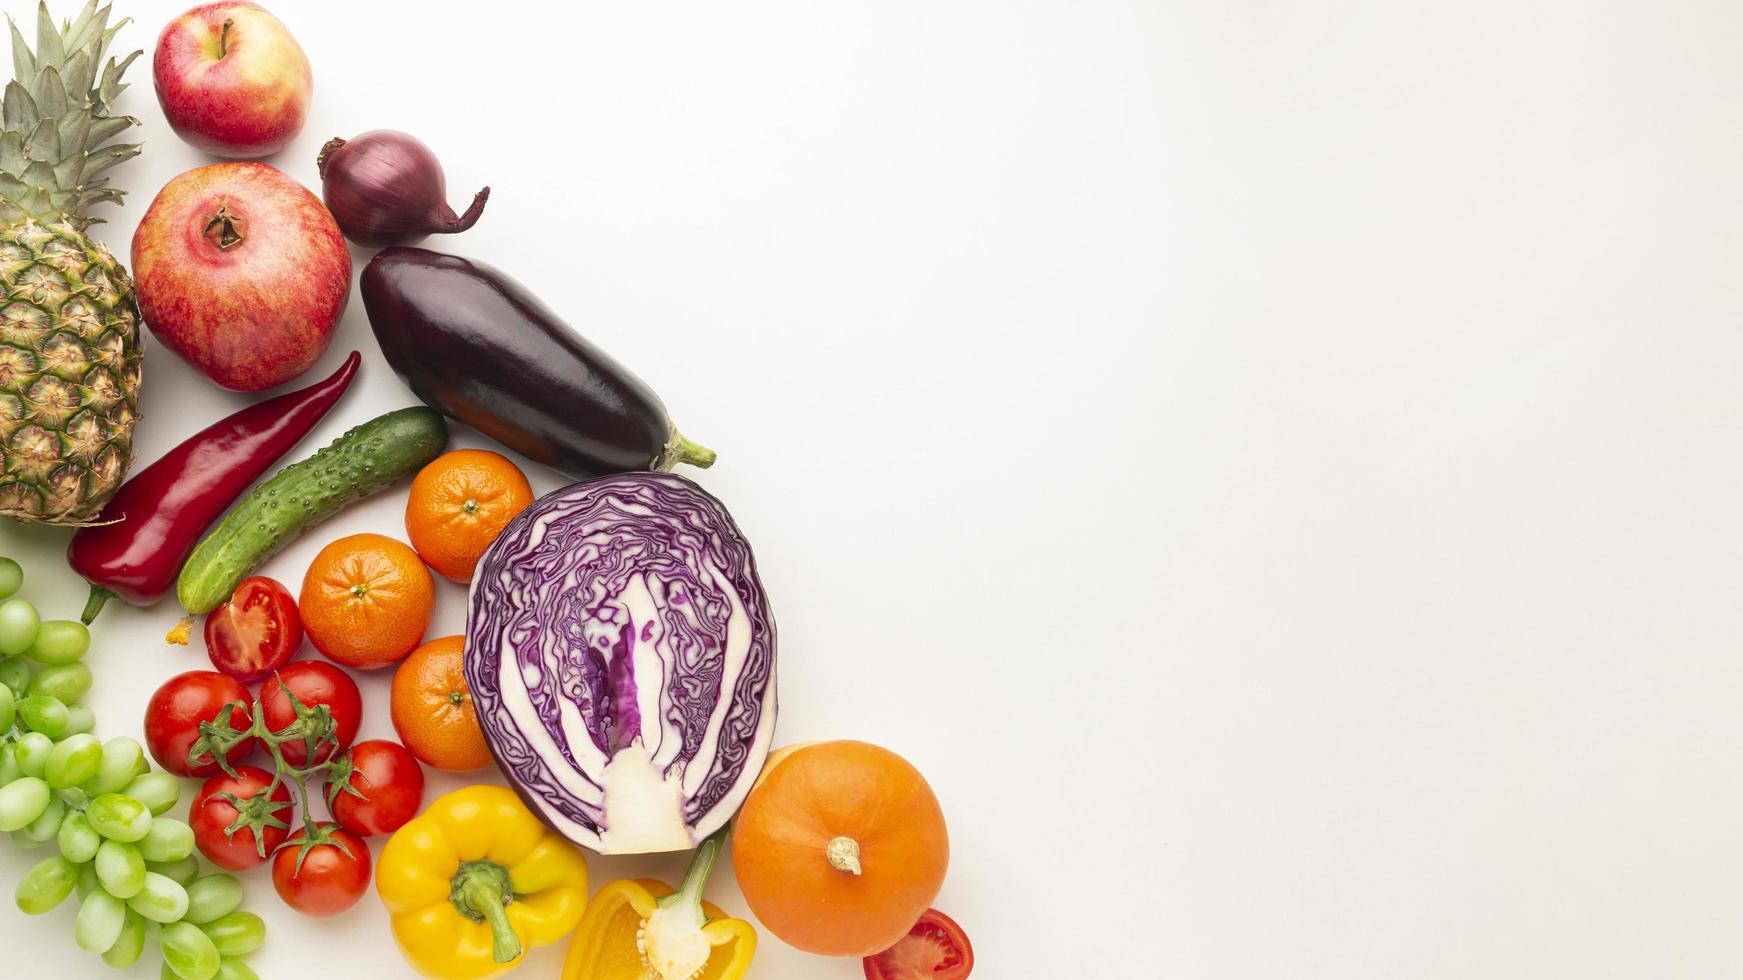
left=218, top=19, right=232, bottom=59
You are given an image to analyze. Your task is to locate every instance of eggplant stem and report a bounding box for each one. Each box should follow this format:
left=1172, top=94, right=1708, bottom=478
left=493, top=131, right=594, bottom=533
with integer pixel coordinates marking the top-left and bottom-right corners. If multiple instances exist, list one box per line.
left=658, top=426, right=717, bottom=472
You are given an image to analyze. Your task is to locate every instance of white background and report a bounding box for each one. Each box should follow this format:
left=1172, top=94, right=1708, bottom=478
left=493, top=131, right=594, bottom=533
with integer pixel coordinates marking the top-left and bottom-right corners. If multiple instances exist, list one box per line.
left=0, top=0, right=1736, bottom=977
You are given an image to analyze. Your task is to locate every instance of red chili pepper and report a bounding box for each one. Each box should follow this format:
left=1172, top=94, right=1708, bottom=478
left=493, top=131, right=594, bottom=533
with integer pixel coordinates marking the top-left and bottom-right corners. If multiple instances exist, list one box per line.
left=68, top=352, right=361, bottom=624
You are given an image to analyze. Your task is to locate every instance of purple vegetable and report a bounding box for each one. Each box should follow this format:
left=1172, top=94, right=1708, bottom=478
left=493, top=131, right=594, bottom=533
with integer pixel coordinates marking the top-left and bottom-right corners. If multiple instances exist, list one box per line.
left=464, top=472, right=777, bottom=854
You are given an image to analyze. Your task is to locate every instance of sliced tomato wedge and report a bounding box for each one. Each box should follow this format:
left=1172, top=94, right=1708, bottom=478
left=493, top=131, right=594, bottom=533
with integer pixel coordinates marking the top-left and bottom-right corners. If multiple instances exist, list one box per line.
left=863, top=908, right=974, bottom=980
left=204, top=576, right=302, bottom=683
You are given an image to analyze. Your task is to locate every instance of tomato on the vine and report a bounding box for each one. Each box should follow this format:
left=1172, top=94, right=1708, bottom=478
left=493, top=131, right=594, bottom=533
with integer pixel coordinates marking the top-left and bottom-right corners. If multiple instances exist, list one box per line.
left=190, top=765, right=292, bottom=870
left=204, top=576, right=303, bottom=683
left=328, top=739, right=424, bottom=837
left=272, top=822, right=371, bottom=917
left=144, top=670, right=255, bottom=777
left=863, top=908, right=975, bottom=980
left=258, top=661, right=362, bottom=765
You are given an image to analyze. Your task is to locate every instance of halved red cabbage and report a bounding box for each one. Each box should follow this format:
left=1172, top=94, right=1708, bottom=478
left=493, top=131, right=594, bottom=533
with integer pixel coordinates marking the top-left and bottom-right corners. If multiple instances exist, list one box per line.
left=464, top=472, right=777, bottom=854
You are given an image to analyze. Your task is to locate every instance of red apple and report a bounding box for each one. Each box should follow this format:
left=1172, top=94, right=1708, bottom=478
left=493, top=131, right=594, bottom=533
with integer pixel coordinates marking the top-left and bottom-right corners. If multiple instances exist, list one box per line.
left=153, top=2, right=312, bottom=158
left=132, top=162, right=350, bottom=392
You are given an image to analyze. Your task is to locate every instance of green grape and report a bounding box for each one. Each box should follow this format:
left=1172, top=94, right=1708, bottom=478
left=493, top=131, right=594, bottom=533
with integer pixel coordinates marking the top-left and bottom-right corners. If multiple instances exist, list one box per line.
left=161, top=920, right=221, bottom=980
left=45, top=732, right=100, bottom=789
left=125, top=871, right=189, bottom=923
left=74, top=860, right=99, bottom=899
left=125, top=771, right=181, bottom=816
left=14, top=730, right=50, bottom=777
left=9, top=828, right=43, bottom=848
left=62, top=703, right=95, bottom=736
left=198, top=910, right=265, bottom=958
left=139, top=817, right=196, bottom=863
left=28, top=661, right=92, bottom=703
left=87, top=792, right=152, bottom=841
left=14, top=854, right=76, bottom=914
left=0, top=741, right=20, bottom=785
left=22, top=792, right=64, bottom=842
left=214, top=959, right=260, bottom=980
left=57, top=808, right=101, bottom=863
left=25, top=619, right=90, bottom=664
left=16, top=694, right=67, bottom=737
left=0, top=557, right=21, bottom=599
left=148, top=855, right=201, bottom=887
left=0, top=655, right=28, bottom=699
left=182, top=874, right=243, bottom=925
left=75, top=886, right=127, bottom=953
left=0, top=774, right=49, bottom=830
left=87, top=736, right=145, bottom=796
left=96, top=838, right=147, bottom=898
left=102, top=907, right=147, bottom=968
left=0, top=597, right=38, bottom=656
left=0, top=682, right=12, bottom=731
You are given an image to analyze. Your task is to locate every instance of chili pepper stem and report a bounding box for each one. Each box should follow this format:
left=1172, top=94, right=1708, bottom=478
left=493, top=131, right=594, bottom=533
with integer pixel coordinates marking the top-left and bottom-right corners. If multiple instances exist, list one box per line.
left=449, top=861, right=521, bottom=963
left=657, top=427, right=717, bottom=472
left=80, top=587, right=112, bottom=625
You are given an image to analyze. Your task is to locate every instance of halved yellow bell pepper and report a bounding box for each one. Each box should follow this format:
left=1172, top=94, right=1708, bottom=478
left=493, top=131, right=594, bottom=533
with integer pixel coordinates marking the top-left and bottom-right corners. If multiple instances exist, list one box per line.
left=562, top=826, right=756, bottom=980
left=378, top=785, right=590, bottom=979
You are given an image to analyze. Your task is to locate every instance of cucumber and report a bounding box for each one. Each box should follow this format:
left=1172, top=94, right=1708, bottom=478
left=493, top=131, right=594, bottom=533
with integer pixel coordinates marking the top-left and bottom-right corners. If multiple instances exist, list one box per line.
left=176, top=408, right=448, bottom=616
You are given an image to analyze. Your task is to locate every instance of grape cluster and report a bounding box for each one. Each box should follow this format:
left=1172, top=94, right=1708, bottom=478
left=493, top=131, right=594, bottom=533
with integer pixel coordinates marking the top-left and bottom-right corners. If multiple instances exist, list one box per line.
left=0, top=559, right=264, bottom=979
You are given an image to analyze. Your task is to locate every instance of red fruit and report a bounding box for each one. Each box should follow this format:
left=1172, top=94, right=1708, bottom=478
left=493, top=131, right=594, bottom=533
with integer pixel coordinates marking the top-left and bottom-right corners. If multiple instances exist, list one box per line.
left=131, top=162, right=349, bottom=391
left=143, top=671, right=254, bottom=777
left=190, top=766, right=292, bottom=870
left=257, top=661, right=362, bottom=766
left=272, top=823, right=371, bottom=918
left=204, top=576, right=302, bottom=683
left=152, top=1, right=312, bottom=158
left=328, top=739, right=424, bottom=837
left=862, top=908, right=975, bottom=980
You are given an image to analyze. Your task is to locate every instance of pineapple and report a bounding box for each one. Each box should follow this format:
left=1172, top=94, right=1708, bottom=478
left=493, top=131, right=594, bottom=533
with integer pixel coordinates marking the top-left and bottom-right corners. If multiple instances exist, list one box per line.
left=0, top=0, right=141, bottom=524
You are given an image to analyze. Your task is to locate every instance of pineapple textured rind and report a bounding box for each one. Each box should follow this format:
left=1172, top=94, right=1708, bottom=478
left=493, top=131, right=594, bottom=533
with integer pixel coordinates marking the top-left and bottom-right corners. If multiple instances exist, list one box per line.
left=0, top=1, right=142, bottom=524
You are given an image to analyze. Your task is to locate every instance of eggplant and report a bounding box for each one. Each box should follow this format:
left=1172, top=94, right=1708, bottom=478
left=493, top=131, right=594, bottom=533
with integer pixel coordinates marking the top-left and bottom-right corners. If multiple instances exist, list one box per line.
left=359, top=246, right=715, bottom=477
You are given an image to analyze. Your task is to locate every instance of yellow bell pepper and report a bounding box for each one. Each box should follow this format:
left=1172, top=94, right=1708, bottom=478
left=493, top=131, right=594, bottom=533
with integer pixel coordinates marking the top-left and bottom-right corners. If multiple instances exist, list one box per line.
left=377, top=785, right=590, bottom=979
left=562, top=826, right=756, bottom=980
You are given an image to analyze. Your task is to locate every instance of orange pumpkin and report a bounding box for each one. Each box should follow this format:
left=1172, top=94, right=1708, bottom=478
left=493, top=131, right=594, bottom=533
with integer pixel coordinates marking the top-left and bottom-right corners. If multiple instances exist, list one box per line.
left=731, top=740, right=949, bottom=957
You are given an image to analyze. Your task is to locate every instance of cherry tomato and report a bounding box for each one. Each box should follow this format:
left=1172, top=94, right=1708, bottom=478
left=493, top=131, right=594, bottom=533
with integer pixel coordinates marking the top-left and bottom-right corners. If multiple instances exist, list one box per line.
left=272, top=822, right=371, bottom=918
left=863, top=908, right=975, bottom=980
left=329, top=739, right=424, bottom=837
left=257, top=661, right=362, bottom=766
left=204, top=576, right=303, bottom=683
left=144, top=670, right=255, bottom=777
left=190, top=765, right=292, bottom=870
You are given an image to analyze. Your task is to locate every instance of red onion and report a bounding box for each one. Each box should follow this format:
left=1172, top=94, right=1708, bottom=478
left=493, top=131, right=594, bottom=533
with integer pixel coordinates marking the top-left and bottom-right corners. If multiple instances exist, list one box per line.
left=316, top=130, right=489, bottom=247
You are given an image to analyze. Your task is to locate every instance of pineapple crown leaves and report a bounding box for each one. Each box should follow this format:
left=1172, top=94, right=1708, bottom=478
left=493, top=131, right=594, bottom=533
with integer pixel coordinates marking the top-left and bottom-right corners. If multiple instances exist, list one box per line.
left=0, top=0, right=140, bottom=227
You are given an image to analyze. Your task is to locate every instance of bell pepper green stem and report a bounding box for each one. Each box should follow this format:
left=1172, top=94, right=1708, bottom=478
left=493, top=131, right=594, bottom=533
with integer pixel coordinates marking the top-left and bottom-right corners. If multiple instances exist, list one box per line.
left=450, top=861, right=521, bottom=963
left=658, top=823, right=730, bottom=927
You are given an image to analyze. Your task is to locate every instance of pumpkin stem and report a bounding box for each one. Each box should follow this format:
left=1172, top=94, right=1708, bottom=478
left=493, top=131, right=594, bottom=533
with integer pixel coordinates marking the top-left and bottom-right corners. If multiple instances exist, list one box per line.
left=826, top=835, right=863, bottom=875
